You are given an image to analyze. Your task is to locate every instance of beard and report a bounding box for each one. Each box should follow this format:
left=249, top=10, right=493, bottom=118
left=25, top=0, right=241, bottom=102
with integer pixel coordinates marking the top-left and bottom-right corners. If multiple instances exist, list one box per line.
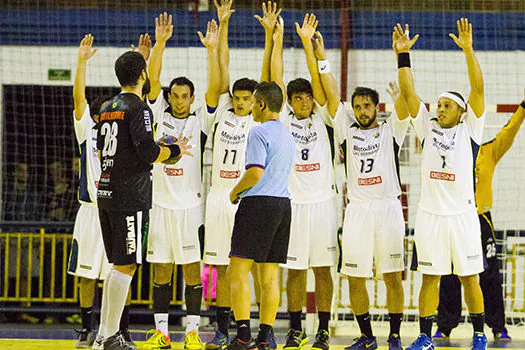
left=142, top=77, right=151, bottom=98
left=357, top=112, right=377, bottom=128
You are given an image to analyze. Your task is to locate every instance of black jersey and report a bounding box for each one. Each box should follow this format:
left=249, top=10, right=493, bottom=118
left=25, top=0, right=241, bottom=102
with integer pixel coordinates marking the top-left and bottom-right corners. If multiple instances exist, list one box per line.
left=97, top=92, right=160, bottom=211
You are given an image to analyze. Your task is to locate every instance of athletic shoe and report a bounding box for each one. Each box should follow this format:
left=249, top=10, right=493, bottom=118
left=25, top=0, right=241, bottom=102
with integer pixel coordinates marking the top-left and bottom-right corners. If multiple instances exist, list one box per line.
left=92, top=334, right=104, bottom=350
left=344, top=335, right=377, bottom=350
left=406, top=334, right=434, bottom=350
left=227, top=337, right=257, bottom=350
left=103, top=333, right=135, bottom=350
left=283, top=329, right=308, bottom=349
left=472, top=332, right=487, bottom=350
left=431, top=331, right=449, bottom=341
left=311, top=329, right=330, bottom=350
left=144, top=330, right=171, bottom=349
left=268, top=329, right=277, bottom=350
left=185, top=330, right=205, bottom=350
left=494, top=331, right=512, bottom=342
left=387, top=334, right=402, bottom=350
left=119, top=328, right=137, bottom=350
left=74, top=328, right=94, bottom=348
left=206, top=330, right=229, bottom=350
left=256, top=341, right=271, bottom=350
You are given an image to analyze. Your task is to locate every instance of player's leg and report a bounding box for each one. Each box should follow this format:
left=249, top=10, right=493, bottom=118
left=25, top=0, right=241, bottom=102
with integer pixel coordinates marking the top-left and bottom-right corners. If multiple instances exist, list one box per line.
left=256, top=262, right=280, bottom=346
left=311, top=266, right=332, bottom=350
left=182, top=261, right=204, bottom=349
left=153, top=263, right=174, bottom=337
left=228, top=257, right=255, bottom=343
left=435, top=274, right=462, bottom=339
left=419, top=274, right=441, bottom=336
left=382, top=271, right=403, bottom=346
left=119, top=288, right=136, bottom=349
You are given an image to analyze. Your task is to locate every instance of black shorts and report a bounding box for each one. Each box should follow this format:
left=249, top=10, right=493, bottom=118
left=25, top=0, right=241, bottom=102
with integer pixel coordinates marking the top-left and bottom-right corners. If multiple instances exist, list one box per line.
left=230, top=196, right=291, bottom=263
left=99, top=208, right=149, bottom=266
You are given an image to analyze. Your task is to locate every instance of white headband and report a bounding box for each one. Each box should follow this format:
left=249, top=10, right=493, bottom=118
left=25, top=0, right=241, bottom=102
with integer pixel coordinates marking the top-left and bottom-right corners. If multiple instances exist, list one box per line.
left=438, top=92, right=466, bottom=110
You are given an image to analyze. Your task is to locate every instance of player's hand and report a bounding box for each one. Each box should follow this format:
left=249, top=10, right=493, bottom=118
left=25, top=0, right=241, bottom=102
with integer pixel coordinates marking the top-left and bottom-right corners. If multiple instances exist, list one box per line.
left=386, top=81, right=401, bottom=102
left=312, top=31, right=326, bottom=60
left=198, top=20, right=219, bottom=49
left=155, top=12, right=173, bottom=44
left=78, top=34, right=97, bottom=61
left=174, top=133, right=194, bottom=158
left=254, top=1, right=282, bottom=33
left=131, top=33, right=152, bottom=61
left=230, top=190, right=240, bottom=205
left=215, top=0, right=235, bottom=23
left=295, top=13, right=318, bottom=42
left=273, top=16, right=284, bottom=41
left=392, top=23, right=419, bottom=53
left=449, top=18, right=473, bottom=52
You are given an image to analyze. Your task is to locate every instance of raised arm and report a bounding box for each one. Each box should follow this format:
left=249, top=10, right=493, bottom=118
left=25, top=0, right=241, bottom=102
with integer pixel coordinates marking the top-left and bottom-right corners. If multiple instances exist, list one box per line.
left=131, top=33, right=152, bottom=62
left=387, top=81, right=410, bottom=120
left=491, top=90, right=525, bottom=162
left=393, top=24, right=421, bottom=117
left=216, top=0, right=235, bottom=94
left=313, top=31, right=340, bottom=117
left=148, top=12, right=173, bottom=101
left=73, top=34, right=98, bottom=120
left=296, top=14, right=326, bottom=106
left=270, top=16, right=286, bottom=103
left=199, top=20, right=221, bottom=108
left=449, top=18, right=484, bottom=117
left=255, top=1, right=282, bottom=82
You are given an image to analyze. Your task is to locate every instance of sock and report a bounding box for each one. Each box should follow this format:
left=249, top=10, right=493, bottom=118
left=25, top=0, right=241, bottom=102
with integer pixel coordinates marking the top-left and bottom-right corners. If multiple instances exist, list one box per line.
left=356, top=312, right=374, bottom=339
left=105, top=269, right=133, bottom=338
left=389, top=313, right=403, bottom=336
left=257, top=323, right=272, bottom=343
left=80, top=307, right=93, bottom=331
left=236, top=319, right=251, bottom=342
left=186, top=315, right=200, bottom=334
left=217, top=307, right=231, bottom=336
left=153, top=282, right=172, bottom=335
left=419, top=315, right=435, bottom=338
left=98, top=276, right=110, bottom=338
left=289, top=311, right=302, bottom=331
left=257, top=303, right=261, bottom=312
left=120, top=305, right=130, bottom=331
left=470, top=313, right=485, bottom=334
left=185, top=284, right=202, bottom=334
left=318, top=312, right=330, bottom=332
left=155, top=314, right=169, bottom=336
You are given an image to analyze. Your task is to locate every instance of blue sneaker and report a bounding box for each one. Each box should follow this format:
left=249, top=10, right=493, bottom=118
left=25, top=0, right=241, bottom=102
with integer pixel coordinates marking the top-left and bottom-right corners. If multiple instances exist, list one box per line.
left=494, top=331, right=511, bottom=342
left=206, top=330, right=229, bottom=350
left=431, top=331, right=449, bottom=341
left=387, top=334, right=402, bottom=350
left=344, top=335, right=377, bottom=350
left=406, top=334, right=434, bottom=350
left=268, top=329, right=277, bottom=349
left=472, top=332, right=487, bottom=350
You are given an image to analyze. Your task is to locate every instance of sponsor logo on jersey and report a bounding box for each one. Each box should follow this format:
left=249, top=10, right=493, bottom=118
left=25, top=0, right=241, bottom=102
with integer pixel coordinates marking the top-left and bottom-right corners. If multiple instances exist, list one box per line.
left=295, top=163, right=320, bottom=172
left=220, top=170, right=240, bottom=179
left=126, top=215, right=136, bottom=255
left=291, top=122, right=303, bottom=129
left=164, top=167, right=184, bottom=176
left=432, top=137, right=454, bottom=151
left=100, top=111, right=125, bottom=121
left=430, top=171, right=456, bottom=181
left=358, top=176, right=382, bottom=186
left=431, top=128, right=444, bottom=136
left=98, top=189, right=113, bottom=198
left=162, top=121, right=174, bottom=129
left=291, top=131, right=318, bottom=145
left=219, top=130, right=246, bottom=145
left=352, top=135, right=365, bottom=141
left=353, top=143, right=380, bottom=156
left=224, top=120, right=235, bottom=128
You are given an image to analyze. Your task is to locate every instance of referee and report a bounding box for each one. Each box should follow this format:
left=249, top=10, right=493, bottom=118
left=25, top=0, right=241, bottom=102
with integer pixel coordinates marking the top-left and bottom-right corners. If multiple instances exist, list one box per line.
left=96, top=51, right=192, bottom=349
left=227, top=82, right=295, bottom=350
left=434, top=95, right=525, bottom=342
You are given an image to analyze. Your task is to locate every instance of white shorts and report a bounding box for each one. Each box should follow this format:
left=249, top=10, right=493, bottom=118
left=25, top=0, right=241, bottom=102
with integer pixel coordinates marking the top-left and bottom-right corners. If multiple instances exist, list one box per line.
left=341, top=198, right=405, bottom=277
left=203, top=187, right=238, bottom=265
left=281, top=197, right=338, bottom=270
left=414, top=208, right=483, bottom=276
left=68, top=204, right=112, bottom=280
left=146, top=203, right=203, bottom=264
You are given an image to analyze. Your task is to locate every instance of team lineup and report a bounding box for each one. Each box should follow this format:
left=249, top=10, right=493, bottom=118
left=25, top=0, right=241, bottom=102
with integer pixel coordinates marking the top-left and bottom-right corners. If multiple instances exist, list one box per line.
left=66, top=1, right=525, bottom=350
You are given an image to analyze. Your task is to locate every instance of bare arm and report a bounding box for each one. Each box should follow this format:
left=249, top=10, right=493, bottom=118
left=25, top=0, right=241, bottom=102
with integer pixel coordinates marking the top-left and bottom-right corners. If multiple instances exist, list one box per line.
left=148, top=12, right=173, bottom=101
left=387, top=81, right=410, bottom=120
left=313, top=31, right=340, bottom=117
left=255, top=1, right=282, bottom=82
left=73, top=34, right=97, bottom=120
left=271, top=16, right=286, bottom=103
left=199, top=20, right=221, bottom=108
left=216, top=0, right=235, bottom=94
left=229, top=167, right=264, bottom=204
left=492, top=92, right=525, bottom=162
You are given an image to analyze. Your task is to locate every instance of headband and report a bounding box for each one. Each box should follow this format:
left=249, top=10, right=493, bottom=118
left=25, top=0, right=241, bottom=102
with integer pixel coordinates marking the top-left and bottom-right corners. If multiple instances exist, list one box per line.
left=438, top=92, right=466, bottom=110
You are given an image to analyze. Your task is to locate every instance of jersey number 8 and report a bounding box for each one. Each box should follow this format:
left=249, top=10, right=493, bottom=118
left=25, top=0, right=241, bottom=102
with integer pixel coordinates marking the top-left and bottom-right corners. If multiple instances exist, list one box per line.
left=101, top=122, right=118, bottom=157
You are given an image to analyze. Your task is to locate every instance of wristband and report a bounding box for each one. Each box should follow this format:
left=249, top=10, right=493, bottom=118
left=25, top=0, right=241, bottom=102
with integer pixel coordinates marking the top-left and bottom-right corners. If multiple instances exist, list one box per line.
left=318, top=60, right=331, bottom=74
left=167, top=144, right=181, bottom=159
left=520, top=100, right=525, bottom=110
left=397, top=52, right=411, bottom=69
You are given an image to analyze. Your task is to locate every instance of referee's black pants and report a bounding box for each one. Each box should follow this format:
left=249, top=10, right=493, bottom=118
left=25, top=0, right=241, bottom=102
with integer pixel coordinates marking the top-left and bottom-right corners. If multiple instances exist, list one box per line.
left=436, top=211, right=508, bottom=335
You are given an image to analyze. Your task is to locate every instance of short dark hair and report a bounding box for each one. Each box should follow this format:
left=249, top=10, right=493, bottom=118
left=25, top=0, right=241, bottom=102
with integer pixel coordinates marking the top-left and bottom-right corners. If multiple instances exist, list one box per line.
left=254, top=82, right=283, bottom=113
left=232, top=78, right=258, bottom=94
left=114, top=51, right=146, bottom=87
left=89, top=96, right=112, bottom=119
left=168, top=77, right=195, bottom=96
left=287, top=78, right=312, bottom=100
left=351, top=87, right=379, bottom=107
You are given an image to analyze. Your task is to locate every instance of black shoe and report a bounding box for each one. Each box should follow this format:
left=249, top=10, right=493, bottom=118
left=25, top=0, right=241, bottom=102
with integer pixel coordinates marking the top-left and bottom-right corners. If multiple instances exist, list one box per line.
left=119, top=328, right=137, bottom=350
left=312, top=330, right=330, bottom=350
left=103, top=333, right=134, bottom=350
left=283, top=329, right=308, bottom=350
left=227, top=337, right=257, bottom=350
left=256, top=341, right=271, bottom=350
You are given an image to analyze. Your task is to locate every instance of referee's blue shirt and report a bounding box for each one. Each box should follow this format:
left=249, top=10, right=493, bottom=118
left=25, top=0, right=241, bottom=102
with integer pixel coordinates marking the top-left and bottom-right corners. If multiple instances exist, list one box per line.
left=242, top=119, right=295, bottom=198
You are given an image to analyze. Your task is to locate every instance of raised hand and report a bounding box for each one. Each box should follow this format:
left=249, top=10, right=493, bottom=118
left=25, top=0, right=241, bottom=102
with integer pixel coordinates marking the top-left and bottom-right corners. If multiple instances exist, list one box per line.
left=273, top=16, right=284, bottom=41
left=295, top=13, right=318, bottom=41
left=198, top=20, right=219, bottom=49
left=78, top=34, right=97, bottom=61
left=386, top=81, right=401, bottom=102
left=155, top=12, right=173, bottom=43
left=254, top=1, right=282, bottom=33
left=449, top=18, right=473, bottom=51
left=312, top=31, right=326, bottom=60
left=392, top=23, right=419, bottom=53
left=175, top=133, right=194, bottom=158
left=131, top=33, right=152, bottom=61
left=215, top=0, right=235, bottom=23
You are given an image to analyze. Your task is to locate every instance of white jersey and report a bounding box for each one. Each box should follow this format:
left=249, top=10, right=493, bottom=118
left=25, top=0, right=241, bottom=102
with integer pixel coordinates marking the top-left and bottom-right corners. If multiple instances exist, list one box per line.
left=280, top=103, right=336, bottom=204
left=210, top=93, right=259, bottom=189
left=73, top=104, right=100, bottom=207
left=413, top=102, right=485, bottom=215
left=335, top=107, right=409, bottom=201
left=148, top=96, right=214, bottom=209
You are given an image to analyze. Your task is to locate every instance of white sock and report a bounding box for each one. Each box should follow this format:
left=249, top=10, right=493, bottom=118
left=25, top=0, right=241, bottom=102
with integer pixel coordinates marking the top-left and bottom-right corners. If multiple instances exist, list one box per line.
left=154, top=313, right=169, bottom=336
left=105, top=269, right=133, bottom=338
left=98, top=274, right=111, bottom=339
left=186, top=315, right=200, bottom=334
